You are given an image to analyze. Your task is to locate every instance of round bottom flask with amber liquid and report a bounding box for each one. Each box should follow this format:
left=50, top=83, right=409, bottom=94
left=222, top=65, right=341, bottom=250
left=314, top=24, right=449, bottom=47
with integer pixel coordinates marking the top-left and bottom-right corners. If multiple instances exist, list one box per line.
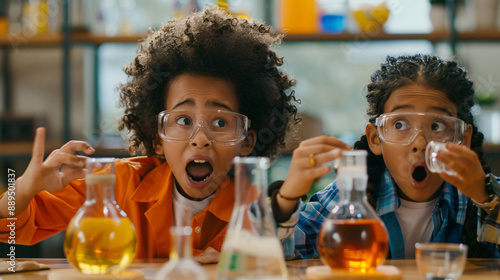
left=318, top=219, right=388, bottom=271
left=318, top=151, right=388, bottom=273
left=64, top=158, right=137, bottom=274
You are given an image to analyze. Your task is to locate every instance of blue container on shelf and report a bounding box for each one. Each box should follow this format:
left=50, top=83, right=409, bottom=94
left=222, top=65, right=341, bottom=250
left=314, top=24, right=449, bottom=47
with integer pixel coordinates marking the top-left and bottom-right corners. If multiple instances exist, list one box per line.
left=318, top=0, right=348, bottom=33
left=321, top=14, right=347, bottom=33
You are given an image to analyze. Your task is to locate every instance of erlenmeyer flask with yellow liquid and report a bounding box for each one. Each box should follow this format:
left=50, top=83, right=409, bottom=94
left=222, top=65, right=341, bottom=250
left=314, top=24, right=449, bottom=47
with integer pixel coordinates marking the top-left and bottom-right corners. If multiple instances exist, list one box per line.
left=64, top=158, right=137, bottom=275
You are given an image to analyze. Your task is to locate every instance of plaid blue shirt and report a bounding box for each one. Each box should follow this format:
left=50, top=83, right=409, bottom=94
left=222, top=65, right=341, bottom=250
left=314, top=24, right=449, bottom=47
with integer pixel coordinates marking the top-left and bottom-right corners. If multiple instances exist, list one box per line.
left=288, top=169, right=500, bottom=259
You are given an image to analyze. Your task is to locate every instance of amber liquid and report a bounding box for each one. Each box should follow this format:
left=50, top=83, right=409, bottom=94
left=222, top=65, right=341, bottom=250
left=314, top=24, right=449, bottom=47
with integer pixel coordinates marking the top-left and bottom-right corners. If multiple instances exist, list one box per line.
left=64, top=217, right=137, bottom=274
left=318, top=219, right=388, bottom=272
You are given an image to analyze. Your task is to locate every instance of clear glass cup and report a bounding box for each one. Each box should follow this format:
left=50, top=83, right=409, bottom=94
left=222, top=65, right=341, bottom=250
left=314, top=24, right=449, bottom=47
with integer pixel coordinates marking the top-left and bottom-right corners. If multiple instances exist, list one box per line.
left=415, top=243, right=468, bottom=280
left=64, top=158, right=137, bottom=274
left=425, top=141, right=456, bottom=176
left=216, top=157, right=288, bottom=280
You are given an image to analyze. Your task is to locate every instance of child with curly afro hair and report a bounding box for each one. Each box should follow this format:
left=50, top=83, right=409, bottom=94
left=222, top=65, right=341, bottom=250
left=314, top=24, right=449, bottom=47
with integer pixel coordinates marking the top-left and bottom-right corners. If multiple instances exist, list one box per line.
left=274, top=54, right=500, bottom=260
left=0, top=6, right=299, bottom=263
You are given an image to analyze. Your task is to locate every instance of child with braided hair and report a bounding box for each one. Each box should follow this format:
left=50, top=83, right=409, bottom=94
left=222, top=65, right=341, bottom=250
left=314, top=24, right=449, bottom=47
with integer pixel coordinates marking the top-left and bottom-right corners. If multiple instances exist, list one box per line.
left=275, top=54, right=500, bottom=259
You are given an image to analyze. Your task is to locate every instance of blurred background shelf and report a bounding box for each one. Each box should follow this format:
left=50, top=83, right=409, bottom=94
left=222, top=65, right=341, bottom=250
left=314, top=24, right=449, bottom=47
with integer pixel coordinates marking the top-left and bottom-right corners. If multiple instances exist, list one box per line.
left=1, top=0, right=500, bottom=161
left=284, top=31, right=451, bottom=42
left=70, top=33, right=146, bottom=45
left=4, top=30, right=500, bottom=47
left=0, top=33, right=62, bottom=46
left=458, top=30, right=500, bottom=41
left=1, top=0, right=500, bottom=169
left=1, top=0, right=500, bottom=259
left=0, top=141, right=130, bottom=160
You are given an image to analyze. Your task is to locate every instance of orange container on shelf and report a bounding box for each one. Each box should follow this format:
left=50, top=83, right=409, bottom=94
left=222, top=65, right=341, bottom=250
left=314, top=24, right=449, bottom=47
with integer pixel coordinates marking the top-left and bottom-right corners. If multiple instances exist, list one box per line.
left=0, top=0, right=7, bottom=36
left=280, top=0, right=317, bottom=34
left=0, top=17, right=7, bottom=36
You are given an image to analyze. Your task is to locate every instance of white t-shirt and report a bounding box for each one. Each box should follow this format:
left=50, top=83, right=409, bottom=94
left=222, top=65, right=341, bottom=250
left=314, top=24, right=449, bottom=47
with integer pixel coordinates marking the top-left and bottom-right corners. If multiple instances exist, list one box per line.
left=172, top=182, right=215, bottom=227
left=394, top=197, right=438, bottom=259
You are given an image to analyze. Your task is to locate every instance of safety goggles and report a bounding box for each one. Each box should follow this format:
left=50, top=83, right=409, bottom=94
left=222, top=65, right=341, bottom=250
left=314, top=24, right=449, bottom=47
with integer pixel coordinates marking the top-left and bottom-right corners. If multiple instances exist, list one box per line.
left=158, top=109, right=250, bottom=146
left=374, top=112, right=466, bottom=145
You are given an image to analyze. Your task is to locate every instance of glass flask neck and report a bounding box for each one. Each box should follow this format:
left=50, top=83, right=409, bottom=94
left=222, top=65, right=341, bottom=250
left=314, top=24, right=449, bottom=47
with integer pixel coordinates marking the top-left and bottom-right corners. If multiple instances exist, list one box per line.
left=169, top=227, right=193, bottom=260
left=335, top=150, right=368, bottom=205
left=217, top=157, right=288, bottom=279
left=84, top=159, right=116, bottom=205
left=85, top=176, right=115, bottom=204
left=339, top=187, right=367, bottom=204
left=155, top=226, right=208, bottom=280
left=233, top=157, right=269, bottom=207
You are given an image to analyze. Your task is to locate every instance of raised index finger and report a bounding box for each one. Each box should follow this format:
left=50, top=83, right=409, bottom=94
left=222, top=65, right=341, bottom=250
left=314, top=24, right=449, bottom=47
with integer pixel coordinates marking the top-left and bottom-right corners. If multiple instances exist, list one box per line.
left=32, top=127, right=46, bottom=163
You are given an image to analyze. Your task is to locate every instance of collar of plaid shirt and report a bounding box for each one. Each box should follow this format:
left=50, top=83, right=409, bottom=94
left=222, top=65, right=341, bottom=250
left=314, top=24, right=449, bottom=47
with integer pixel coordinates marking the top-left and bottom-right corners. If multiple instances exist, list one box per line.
left=376, top=168, right=469, bottom=259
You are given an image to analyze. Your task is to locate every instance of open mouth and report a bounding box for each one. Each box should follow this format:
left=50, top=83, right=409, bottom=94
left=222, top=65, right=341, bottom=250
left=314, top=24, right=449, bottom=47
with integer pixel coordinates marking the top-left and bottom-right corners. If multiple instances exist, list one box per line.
left=412, top=166, right=427, bottom=182
left=186, top=160, right=213, bottom=182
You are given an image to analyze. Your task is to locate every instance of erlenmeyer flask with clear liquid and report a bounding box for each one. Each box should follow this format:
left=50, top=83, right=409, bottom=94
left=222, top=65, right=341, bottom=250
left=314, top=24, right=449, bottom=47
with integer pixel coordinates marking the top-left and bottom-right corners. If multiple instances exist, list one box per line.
left=155, top=226, right=208, bottom=280
left=216, top=157, right=288, bottom=280
left=64, top=158, right=137, bottom=274
left=318, top=150, right=389, bottom=272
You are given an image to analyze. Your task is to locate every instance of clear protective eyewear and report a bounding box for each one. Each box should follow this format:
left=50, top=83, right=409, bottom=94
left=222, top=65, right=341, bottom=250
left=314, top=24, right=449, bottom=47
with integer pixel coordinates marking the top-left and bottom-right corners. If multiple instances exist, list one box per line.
left=374, top=112, right=466, bottom=145
left=158, top=109, right=251, bottom=146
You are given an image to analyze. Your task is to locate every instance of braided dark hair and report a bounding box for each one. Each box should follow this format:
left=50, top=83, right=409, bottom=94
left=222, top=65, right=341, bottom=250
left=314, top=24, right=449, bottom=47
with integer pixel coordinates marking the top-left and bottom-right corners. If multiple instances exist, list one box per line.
left=353, top=54, right=490, bottom=257
left=118, top=5, right=299, bottom=159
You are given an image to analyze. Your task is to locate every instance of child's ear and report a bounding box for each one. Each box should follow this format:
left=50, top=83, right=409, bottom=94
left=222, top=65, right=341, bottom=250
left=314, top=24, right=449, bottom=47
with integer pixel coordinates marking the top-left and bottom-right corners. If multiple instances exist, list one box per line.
left=239, top=130, right=257, bottom=156
left=366, top=123, right=382, bottom=155
left=154, top=140, right=164, bottom=155
left=462, top=123, right=473, bottom=148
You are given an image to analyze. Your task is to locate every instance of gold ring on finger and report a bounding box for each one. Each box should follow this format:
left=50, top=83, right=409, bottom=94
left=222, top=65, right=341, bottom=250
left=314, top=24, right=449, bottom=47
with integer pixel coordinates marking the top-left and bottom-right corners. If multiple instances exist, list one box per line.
left=309, top=153, right=316, bottom=168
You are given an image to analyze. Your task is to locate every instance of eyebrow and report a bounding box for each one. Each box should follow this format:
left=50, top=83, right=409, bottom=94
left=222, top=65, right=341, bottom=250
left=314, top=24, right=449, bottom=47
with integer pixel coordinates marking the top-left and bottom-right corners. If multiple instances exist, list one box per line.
left=207, top=101, right=233, bottom=111
left=172, top=99, right=193, bottom=109
left=172, top=99, right=234, bottom=111
left=390, top=105, right=453, bottom=116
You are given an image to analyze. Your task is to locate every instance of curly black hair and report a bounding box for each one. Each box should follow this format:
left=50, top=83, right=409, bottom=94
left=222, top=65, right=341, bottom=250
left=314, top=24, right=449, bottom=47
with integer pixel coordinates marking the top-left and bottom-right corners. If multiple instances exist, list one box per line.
left=118, top=6, right=299, bottom=159
left=353, top=54, right=492, bottom=257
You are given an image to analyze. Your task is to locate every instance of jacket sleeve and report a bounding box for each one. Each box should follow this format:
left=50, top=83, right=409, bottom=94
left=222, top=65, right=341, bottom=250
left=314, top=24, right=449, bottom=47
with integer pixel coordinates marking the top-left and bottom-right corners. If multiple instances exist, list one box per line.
left=279, top=181, right=340, bottom=260
left=477, top=174, right=500, bottom=247
left=0, top=179, right=86, bottom=245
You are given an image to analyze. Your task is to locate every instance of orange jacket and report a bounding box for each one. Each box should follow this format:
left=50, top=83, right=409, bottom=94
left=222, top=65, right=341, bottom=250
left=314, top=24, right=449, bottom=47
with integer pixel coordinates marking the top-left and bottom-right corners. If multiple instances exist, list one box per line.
left=0, top=156, right=235, bottom=258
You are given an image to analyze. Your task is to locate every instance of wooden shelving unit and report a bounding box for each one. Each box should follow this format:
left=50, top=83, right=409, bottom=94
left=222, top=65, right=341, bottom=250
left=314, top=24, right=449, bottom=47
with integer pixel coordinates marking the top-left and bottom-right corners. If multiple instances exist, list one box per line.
left=0, top=31, right=461, bottom=47
left=283, top=31, right=451, bottom=43
left=3, top=29, right=500, bottom=47
left=0, top=141, right=131, bottom=160
left=0, top=33, right=62, bottom=46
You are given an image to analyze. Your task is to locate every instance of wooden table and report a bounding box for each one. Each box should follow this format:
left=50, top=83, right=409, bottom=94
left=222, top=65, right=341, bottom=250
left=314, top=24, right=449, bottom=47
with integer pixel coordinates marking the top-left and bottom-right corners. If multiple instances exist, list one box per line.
left=0, top=258, right=499, bottom=279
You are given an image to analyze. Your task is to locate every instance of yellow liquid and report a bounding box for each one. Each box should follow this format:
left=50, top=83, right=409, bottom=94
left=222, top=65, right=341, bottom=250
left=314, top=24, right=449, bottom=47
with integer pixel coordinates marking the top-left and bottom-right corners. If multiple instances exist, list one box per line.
left=64, top=217, right=137, bottom=274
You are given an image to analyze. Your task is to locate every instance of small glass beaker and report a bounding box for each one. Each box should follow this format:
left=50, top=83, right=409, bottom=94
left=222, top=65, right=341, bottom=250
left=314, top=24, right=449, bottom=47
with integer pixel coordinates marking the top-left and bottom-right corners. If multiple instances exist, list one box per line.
left=155, top=226, right=208, bottom=280
left=415, top=243, right=467, bottom=280
left=216, top=157, right=288, bottom=280
left=425, top=141, right=456, bottom=176
left=318, top=150, right=389, bottom=272
left=64, top=158, right=137, bottom=274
